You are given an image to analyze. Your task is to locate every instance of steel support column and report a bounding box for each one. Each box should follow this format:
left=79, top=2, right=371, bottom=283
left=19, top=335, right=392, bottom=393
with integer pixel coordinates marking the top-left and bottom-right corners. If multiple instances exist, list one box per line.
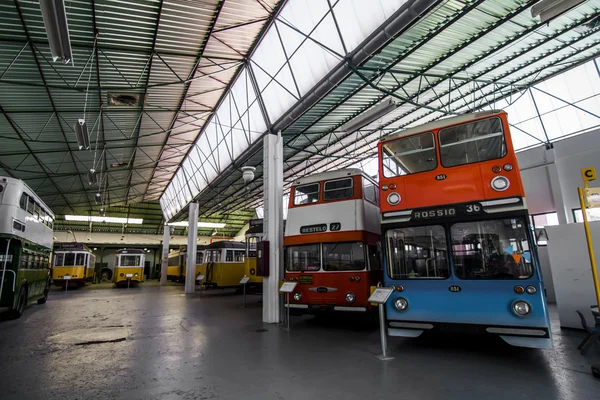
left=185, top=203, right=199, bottom=294
left=160, top=224, right=170, bottom=286
left=262, top=131, right=284, bottom=323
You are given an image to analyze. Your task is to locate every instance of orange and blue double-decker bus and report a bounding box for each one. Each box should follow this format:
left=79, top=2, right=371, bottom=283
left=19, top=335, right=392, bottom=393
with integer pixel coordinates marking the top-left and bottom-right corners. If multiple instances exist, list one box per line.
left=284, top=169, right=382, bottom=314
left=378, top=110, right=552, bottom=349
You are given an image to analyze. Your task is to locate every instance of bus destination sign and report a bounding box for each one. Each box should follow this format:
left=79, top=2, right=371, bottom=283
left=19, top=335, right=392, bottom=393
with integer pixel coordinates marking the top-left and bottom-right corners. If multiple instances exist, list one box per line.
left=412, top=203, right=483, bottom=221
left=300, top=224, right=327, bottom=234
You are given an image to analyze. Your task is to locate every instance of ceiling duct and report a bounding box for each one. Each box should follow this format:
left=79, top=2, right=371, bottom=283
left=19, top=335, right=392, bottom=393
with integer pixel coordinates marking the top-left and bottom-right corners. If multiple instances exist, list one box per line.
left=531, top=0, right=585, bottom=23
left=39, top=0, right=73, bottom=64
left=107, top=93, right=146, bottom=107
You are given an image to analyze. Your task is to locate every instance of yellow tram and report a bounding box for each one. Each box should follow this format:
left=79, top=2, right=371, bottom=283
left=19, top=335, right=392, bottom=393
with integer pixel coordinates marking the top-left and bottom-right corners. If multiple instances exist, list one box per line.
left=52, top=243, right=96, bottom=287
left=114, top=249, right=145, bottom=286
left=197, top=241, right=245, bottom=288
left=166, top=245, right=207, bottom=282
left=244, top=219, right=264, bottom=287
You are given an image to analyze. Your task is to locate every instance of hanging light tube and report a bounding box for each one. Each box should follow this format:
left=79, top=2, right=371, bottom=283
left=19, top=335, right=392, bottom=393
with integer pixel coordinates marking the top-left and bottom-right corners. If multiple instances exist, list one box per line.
left=530, top=0, right=585, bottom=23
left=39, top=0, right=73, bottom=64
left=64, top=215, right=143, bottom=224
left=75, top=119, right=90, bottom=150
left=168, top=221, right=226, bottom=229
left=337, top=98, right=397, bottom=133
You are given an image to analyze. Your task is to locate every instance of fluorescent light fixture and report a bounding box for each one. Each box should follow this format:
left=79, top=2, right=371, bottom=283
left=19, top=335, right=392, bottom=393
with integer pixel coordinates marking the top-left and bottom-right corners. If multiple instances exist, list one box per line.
left=64, top=215, right=143, bottom=224
left=338, top=98, right=397, bottom=133
left=168, top=221, right=226, bottom=229
left=531, top=0, right=585, bottom=23
left=39, top=0, right=73, bottom=64
left=75, top=119, right=90, bottom=150
left=88, top=169, right=97, bottom=186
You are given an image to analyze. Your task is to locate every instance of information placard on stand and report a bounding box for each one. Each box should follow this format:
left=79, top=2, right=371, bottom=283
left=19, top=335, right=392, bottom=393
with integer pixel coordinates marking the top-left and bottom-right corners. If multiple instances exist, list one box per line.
left=280, top=282, right=298, bottom=330
left=368, top=287, right=395, bottom=361
left=240, top=276, right=250, bottom=307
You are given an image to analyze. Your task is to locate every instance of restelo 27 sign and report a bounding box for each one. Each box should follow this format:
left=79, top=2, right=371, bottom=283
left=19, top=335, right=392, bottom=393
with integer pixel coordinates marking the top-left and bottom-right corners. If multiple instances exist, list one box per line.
left=300, top=223, right=341, bottom=234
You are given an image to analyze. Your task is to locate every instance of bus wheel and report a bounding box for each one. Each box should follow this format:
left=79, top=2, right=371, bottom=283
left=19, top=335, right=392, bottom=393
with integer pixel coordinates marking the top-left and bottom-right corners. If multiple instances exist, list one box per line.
left=10, top=287, right=27, bottom=319
left=37, top=282, right=49, bottom=305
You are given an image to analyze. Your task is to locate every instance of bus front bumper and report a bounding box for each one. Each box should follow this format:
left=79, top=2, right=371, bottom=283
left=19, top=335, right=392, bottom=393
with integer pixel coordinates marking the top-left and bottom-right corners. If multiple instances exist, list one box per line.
left=387, top=320, right=552, bottom=349
left=285, top=303, right=368, bottom=314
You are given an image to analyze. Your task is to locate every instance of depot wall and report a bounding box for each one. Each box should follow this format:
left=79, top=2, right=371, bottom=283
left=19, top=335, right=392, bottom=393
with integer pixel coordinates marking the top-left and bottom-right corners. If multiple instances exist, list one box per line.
left=517, top=127, right=600, bottom=221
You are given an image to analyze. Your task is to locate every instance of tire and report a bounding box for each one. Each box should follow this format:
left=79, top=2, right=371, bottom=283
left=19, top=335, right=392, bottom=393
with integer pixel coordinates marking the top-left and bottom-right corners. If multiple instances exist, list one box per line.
left=37, top=282, right=49, bottom=305
left=10, top=287, right=27, bottom=319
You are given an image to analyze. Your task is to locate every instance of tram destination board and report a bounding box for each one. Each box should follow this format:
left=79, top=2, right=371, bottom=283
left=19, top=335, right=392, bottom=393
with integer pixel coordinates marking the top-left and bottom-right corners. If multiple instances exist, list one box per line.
left=411, top=203, right=483, bottom=221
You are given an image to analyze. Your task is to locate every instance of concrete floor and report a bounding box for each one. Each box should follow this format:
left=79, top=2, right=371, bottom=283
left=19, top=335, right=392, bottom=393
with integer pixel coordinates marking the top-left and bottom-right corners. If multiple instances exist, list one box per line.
left=0, top=282, right=599, bottom=400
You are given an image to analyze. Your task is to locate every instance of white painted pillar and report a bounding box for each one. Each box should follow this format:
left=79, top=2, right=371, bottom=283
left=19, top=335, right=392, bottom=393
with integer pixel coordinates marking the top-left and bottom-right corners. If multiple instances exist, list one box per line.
left=262, top=131, right=284, bottom=323
left=160, top=224, right=170, bottom=286
left=185, top=202, right=199, bottom=294
left=545, top=148, right=569, bottom=224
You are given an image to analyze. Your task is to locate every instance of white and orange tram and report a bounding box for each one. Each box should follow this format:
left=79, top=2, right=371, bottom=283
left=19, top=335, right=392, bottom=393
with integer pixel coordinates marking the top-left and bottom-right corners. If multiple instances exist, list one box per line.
left=284, top=168, right=382, bottom=314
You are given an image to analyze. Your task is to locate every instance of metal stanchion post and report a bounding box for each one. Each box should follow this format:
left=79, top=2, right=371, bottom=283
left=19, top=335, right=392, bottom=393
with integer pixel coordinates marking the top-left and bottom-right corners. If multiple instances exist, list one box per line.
left=243, top=282, right=246, bottom=308
left=286, top=292, right=290, bottom=331
left=127, top=278, right=130, bottom=289
left=377, top=303, right=393, bottom=360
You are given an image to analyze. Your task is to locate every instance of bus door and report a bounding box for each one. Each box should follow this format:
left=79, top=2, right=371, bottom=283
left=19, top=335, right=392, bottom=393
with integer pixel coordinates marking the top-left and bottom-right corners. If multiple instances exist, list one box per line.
left=385, top=224, right=455, bottom=322
left=446, top=217, right=548, bottom=328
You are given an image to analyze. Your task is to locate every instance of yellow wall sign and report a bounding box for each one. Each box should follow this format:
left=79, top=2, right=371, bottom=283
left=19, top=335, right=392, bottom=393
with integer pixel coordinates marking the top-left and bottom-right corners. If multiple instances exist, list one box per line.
left=586, top=188, right=600, bottom=209
left=581, top=167, right=596, bottom=182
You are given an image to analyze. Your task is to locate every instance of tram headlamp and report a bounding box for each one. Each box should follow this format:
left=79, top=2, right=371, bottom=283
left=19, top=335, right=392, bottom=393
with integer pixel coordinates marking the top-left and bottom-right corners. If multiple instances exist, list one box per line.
left=512, top=300, right=532, bottom=317
left=395, top=297, right=408, bottom=311
left=134, top=273, right=139, bottom=277
left=120, top=273, right=124, bottom=277
left=345, top=292, right=356, bottom=303
left=293, top=292, right=302, bottom=301
left=387, top=192, right=401, bottom=205
left=250, top=268, right=256, bottom=275
left=503, top=163, right=513, bottom=171
left=526, top=285, right=537, bottom=294
left=491, top=176, right=510, bottom=191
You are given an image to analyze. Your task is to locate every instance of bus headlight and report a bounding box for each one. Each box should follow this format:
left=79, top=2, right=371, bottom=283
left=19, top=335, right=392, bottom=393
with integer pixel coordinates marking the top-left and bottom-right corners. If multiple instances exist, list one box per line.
left=293, top=292, right=302, bottom=301
left=512, top=300, right=532, bottom=317
left=345, top=292, right=355, bottom=303
left=395, top=297, right=408, bottom=311
left=387, top=192, right=401, bottom=205
left=134, top=273, right=139, bottom=277
left=491, top=176, right=510, bottom=191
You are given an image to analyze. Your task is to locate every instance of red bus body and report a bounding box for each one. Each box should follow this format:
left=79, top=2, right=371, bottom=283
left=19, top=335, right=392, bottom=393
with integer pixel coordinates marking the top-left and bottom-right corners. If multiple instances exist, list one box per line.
left=284, top=169, right=381, bottom=314
left=379, top=110, right=525, bottom=216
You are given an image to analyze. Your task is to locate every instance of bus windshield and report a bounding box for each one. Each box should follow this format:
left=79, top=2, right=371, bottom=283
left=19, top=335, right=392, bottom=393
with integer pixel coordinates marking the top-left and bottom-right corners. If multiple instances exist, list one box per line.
left=386, top=225, right=449, bottom=279
left=322, top=242, right=365, bottom=271
left=382, top=132, right=437, bottom=178
left=285, top=244, right=320, bottom=272
left=438, top=117, right=506, bottom=167
left=451, top=218, right=533, bottom=280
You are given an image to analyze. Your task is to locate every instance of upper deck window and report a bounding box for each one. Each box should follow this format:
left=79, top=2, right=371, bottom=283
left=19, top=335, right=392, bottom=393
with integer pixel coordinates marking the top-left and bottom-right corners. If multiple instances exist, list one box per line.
left=439, top=117, right=506, bottom=167
left=382, top=132, right=437, bottom=178
left=293, top=183, right=320, bottom=205
left=323, top=178, right=353, bottom=201
left=363, top=178, right=378, bottom=204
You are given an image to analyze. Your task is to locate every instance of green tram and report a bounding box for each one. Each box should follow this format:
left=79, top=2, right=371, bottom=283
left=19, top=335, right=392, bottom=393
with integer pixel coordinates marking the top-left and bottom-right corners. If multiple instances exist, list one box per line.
left=0, top=177, right=54, bottom=319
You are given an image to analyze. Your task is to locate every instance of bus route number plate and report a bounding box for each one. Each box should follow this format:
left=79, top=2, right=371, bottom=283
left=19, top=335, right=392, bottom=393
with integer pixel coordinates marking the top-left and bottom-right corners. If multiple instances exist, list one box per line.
left=280, top=282, right=298, bottom=293
left=368, top=288, right=394, bottom=304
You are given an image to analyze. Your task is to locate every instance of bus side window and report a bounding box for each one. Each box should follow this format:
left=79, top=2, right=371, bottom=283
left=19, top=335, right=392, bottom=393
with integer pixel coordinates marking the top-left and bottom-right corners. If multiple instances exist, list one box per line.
left=21, top=254, right=28, bottom=270
left=34, top=202, right=40, bottom=220
left=363, top=179, right=377, bottom=204
left=19, top=193, right=27, bottom=210
left=368, top=244, right=381, bottom=271
left=27, top=196, right=35, bottom=215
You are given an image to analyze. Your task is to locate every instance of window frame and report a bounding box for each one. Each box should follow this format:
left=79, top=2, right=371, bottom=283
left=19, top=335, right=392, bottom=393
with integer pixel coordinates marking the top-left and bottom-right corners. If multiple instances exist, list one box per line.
left=293, top=183, right=320, bottom=206
left=362, top=177, right=378, bottom=204
left=381, top=131, right=438, bottom=178
left=573, top=207, right=600, bottom=223
left=285, top=243, right=321, bottom=272
left=322, top=241, right=367, bottom=272
left=323, top=177, right=354, bottom=202
left=438, top=116, right=507, bottom=168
